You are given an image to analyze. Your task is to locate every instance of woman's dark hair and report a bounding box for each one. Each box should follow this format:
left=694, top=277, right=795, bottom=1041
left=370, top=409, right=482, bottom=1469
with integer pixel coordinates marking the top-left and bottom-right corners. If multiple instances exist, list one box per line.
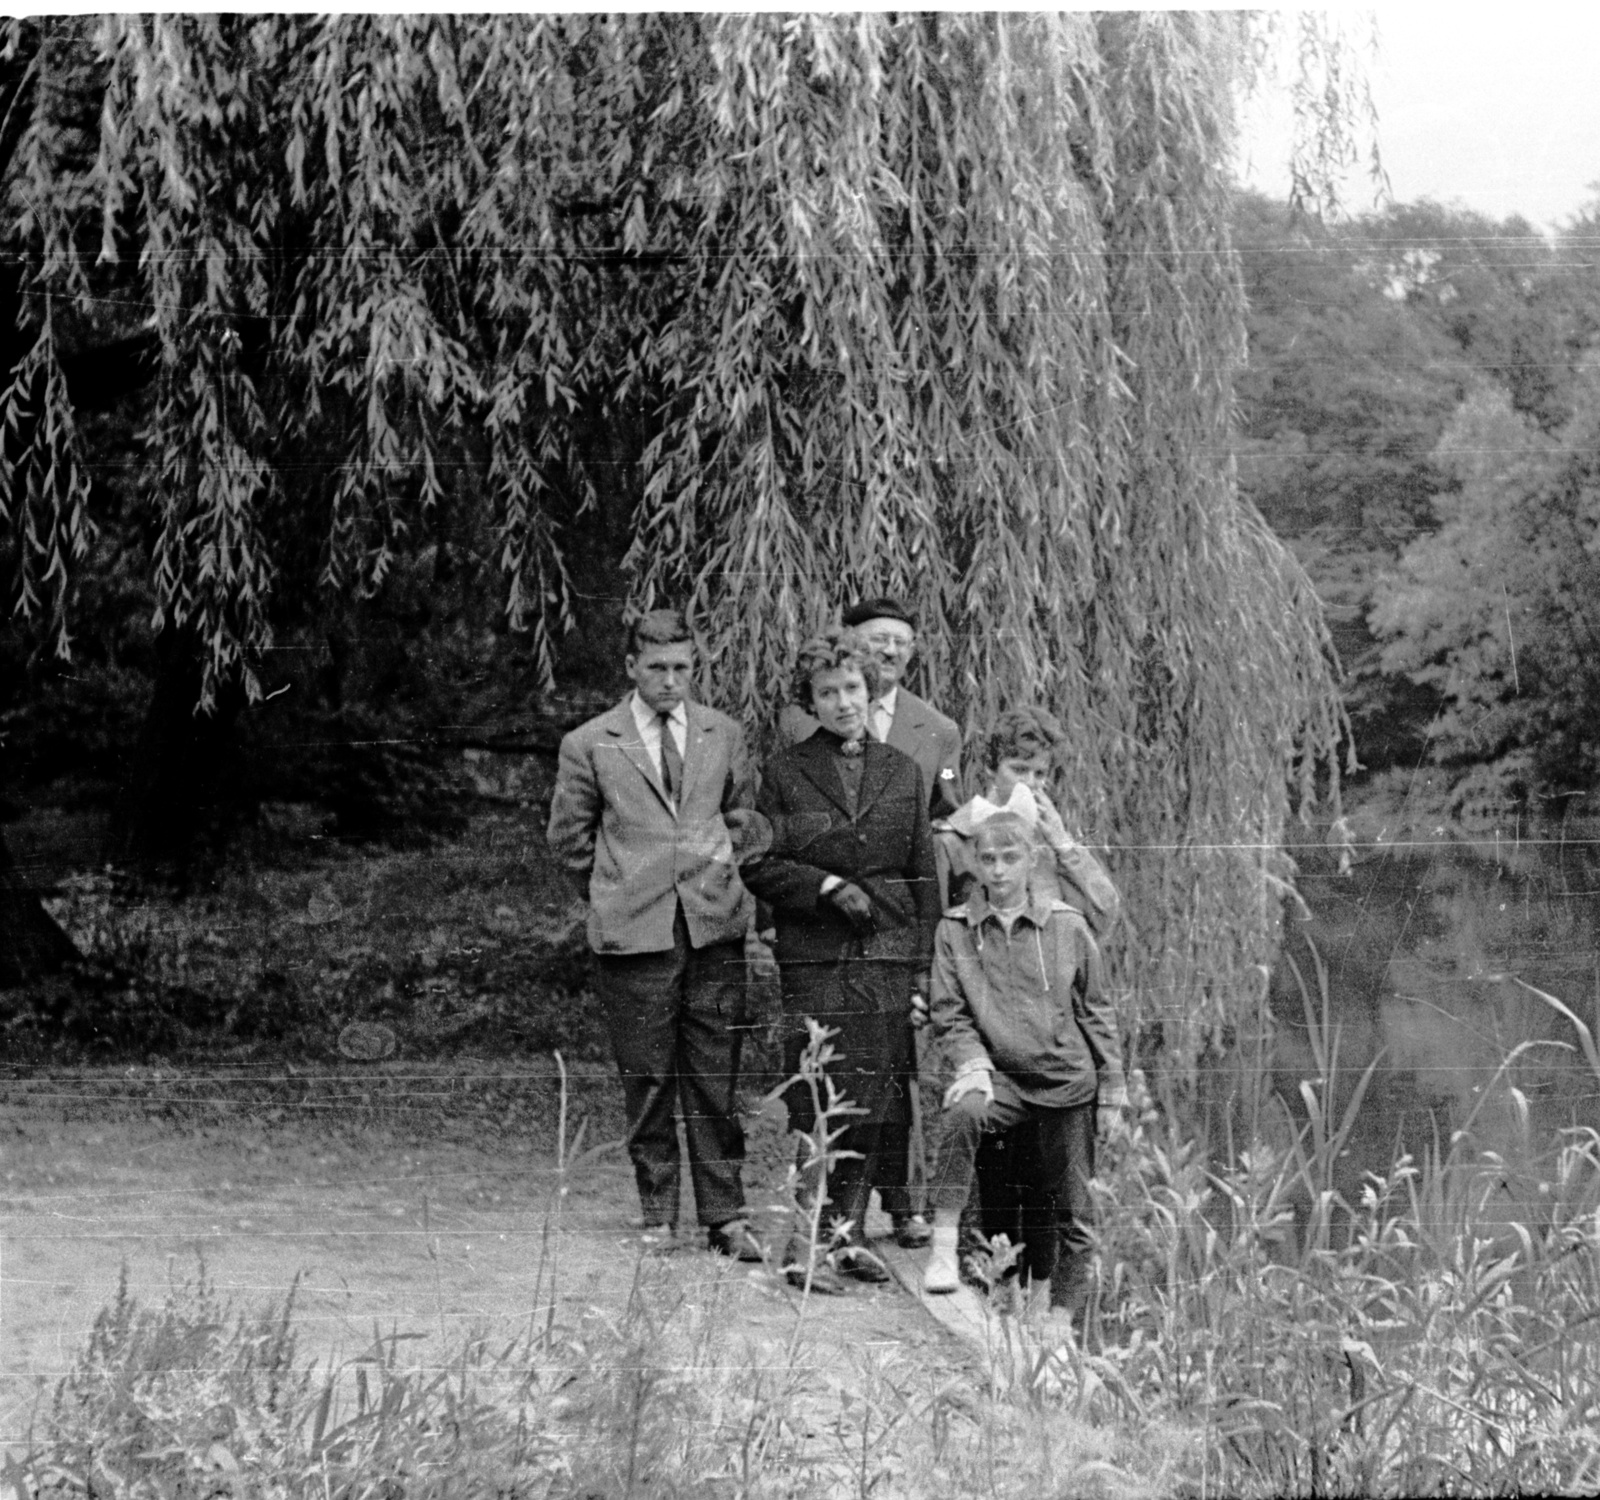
left=984, top=706, right=1067, bottom=770
left=793, top=626, right=884, bottom=710
left=626, top=607, right=693, bottom=657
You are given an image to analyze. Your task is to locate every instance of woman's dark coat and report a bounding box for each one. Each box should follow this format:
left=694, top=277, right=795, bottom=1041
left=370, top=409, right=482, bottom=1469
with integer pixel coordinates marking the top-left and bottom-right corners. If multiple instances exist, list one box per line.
left=745, top=734, right=940, bottom=1135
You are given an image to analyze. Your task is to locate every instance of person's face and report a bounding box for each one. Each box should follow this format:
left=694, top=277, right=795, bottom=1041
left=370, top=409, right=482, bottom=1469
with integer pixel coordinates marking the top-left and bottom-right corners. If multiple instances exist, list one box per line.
left=810, top=666, right=871, bottom=740
left=991, top=752, right=1052, bottom=800
left=975, top=830, right=1034, bottom=908
left=855, top=617, right=916, bottom=693
left=626, top=641, right=695, bottom=714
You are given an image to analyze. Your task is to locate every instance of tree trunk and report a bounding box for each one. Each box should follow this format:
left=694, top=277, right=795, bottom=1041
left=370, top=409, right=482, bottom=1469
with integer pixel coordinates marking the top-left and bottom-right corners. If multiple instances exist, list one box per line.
left=110, top=625, right=246, bottom=882
left=0, top=822, right=78, bottom=987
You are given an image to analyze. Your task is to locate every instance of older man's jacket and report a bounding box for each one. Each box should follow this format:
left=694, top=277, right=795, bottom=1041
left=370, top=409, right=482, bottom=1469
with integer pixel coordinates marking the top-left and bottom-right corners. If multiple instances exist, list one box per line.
left=547, top=697, right=755, bottom=955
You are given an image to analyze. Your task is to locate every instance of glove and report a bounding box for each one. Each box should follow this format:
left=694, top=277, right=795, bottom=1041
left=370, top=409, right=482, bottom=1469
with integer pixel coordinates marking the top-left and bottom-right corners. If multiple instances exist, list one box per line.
left=824, top=880, right=875, bottom=931
left=943, top=1065, right=994, bottom=1111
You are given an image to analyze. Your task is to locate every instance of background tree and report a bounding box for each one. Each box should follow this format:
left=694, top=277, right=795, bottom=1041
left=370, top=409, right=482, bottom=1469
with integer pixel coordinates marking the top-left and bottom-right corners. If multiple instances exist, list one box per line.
left=0, top=13, right=1362, bottom=1082
left=1371, top=376, right=1600, bottom=814
left=1232, top=192, right=1600, bottom=783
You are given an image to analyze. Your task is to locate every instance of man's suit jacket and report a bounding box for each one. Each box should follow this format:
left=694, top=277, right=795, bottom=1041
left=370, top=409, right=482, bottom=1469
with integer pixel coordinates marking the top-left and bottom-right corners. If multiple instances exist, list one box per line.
left=547, top=698, right=756, bottom=955
left=778, top=687, right=963, bottom=819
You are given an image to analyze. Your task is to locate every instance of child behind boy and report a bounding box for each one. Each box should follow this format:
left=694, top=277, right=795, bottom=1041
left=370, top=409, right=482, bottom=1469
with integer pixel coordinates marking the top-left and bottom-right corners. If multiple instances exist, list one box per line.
left=923, top=788, right=1127, bottom=1330
left=932, top=706, right=1120, bottom=934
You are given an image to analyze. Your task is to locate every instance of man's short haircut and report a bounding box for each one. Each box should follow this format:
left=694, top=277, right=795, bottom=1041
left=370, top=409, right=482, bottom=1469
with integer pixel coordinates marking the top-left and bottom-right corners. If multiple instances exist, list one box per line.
left=626, top=607, right=693, bottom=657
left=792, top=625, right=885, bottom=711
left=973, top=811, right=1036, bottom=853
left=985, top=706, right=1067, bottom=770
left=841, top=596, right=917, bottom=632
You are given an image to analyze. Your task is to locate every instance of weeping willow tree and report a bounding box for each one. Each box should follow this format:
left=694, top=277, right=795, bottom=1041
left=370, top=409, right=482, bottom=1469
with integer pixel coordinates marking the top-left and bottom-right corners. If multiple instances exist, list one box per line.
left=0, top=12, right=1363, bottom=1075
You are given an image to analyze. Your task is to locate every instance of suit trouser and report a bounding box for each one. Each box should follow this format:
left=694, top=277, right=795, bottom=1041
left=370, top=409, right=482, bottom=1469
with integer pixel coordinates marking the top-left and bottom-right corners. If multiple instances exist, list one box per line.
left=931, top=1073, right=1096, bottom=1310
left=874, top=1022, right=922, bottom=1220
left=595, top=909, right=747, bottom=1230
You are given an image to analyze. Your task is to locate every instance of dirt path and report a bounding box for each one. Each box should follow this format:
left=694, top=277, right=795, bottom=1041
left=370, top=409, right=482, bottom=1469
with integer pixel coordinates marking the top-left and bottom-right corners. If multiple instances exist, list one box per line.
left=0, top=1067, right=958, bottom=1452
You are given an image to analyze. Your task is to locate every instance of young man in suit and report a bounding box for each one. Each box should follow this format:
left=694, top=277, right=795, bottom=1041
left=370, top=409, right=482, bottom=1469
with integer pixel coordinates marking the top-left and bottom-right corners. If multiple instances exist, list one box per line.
left=775, top=596, right=962, bottom=1249
left=779, top=597, right=963, bottom=820
left=546, top=609, right=764, bottom=1261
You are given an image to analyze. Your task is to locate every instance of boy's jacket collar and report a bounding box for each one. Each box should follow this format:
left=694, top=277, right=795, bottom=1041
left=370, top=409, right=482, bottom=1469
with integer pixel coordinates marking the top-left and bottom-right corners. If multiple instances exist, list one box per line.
left=951, top=886, right=1068, bottom=929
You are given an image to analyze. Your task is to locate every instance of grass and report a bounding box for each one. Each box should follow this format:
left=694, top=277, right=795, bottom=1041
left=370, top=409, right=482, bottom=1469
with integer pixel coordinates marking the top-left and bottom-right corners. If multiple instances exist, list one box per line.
left=13, top=977, right=1600, bottom=1498
left=4, top=1032, right=1184, bottom=1500
left=9, top=804, right=603, bottom=1065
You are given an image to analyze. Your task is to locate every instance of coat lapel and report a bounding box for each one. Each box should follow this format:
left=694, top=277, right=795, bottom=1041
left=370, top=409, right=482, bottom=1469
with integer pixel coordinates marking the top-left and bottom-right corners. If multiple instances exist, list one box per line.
left=854, top=740, right=898, bottom=821
left=792, top=736, right=856, bottom=820
left=602, top=699, right=675, bottom=817
left=886, top=689, right=929, bottom=759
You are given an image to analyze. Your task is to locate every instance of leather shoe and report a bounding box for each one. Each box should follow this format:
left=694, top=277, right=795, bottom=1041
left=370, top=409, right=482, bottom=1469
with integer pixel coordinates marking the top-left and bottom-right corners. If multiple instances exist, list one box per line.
left=783, top=1239, right=849, bottom=1296
left=892, top=1213, right=933, bottom=1249
left=836, top=1245, right=892, bottom=1284
left=708, top=1220, right=766, bottom=1263
left=639, top=1223, right=677, bottom=1255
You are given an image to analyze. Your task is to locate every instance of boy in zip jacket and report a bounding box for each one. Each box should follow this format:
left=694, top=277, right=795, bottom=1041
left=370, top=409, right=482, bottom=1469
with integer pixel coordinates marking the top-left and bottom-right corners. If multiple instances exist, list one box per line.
left=922, top=785, right=1128, bottom=1329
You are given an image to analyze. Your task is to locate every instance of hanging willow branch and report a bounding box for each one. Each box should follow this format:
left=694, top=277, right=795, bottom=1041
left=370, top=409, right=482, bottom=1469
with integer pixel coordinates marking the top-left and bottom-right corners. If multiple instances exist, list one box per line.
left=0, top=11, right=1361, bottom=1079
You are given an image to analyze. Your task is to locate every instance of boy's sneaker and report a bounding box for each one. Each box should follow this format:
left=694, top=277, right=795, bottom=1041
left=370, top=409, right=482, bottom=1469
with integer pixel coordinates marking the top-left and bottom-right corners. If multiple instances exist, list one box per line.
left=923, top=1227, right=961, bottom=1294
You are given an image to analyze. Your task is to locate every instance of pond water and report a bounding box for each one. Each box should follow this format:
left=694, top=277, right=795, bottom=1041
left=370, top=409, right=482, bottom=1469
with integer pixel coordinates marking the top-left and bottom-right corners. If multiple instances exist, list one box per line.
left=1251, top=815, right=1600, bottom=1234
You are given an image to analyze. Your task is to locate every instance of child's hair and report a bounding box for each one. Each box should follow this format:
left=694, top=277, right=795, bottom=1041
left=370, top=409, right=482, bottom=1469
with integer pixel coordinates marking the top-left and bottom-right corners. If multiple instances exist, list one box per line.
left=984, top=705, right=1066, bottom=770
left=973, top=811, right=1036, bottom=852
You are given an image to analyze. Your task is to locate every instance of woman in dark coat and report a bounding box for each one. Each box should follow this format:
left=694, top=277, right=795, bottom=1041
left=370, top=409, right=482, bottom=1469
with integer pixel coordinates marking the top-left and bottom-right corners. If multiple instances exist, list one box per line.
left=745, top=628, right=940, bottom=1291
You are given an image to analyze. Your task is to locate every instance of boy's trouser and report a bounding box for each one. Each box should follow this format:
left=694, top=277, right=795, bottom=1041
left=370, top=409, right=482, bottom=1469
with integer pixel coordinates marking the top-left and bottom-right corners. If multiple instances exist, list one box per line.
left=596, top=908, right=748, bottom=1231
left=931, top=1073, right=1096, bottom=1308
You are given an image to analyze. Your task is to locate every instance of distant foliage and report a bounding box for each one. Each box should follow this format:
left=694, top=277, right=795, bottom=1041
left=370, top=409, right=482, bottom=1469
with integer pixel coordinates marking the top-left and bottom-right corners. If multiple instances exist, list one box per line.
left=1373, top=377, right=1600, bottom=809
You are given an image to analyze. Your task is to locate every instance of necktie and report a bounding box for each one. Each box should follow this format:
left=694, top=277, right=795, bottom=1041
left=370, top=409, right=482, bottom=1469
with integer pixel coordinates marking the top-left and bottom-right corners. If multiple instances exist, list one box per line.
left=658, top=711, right=682, bottom=803
left=871, top=701, right=890, bottom=742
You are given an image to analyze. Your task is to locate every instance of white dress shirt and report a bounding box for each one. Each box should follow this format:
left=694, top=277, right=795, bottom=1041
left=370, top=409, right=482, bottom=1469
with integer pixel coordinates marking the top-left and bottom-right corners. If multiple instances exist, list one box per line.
left=868, top=685, right=898, bottom=743
left=630, top=692, right=688, bottom=796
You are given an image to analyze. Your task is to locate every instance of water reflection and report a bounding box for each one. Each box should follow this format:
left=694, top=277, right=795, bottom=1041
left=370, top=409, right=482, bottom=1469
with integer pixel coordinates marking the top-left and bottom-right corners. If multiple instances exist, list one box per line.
left=1260, top=824, right=1600, bottom=1238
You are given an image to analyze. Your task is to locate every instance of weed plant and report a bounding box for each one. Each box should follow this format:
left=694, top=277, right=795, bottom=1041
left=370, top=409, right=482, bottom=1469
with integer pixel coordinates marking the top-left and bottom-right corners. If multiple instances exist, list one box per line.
left=6, top=1031, right=1181, bottom=1500
left=1084, top=956, right=1600, bottom=1496
left=11, top=969, right=1600, bottom=1496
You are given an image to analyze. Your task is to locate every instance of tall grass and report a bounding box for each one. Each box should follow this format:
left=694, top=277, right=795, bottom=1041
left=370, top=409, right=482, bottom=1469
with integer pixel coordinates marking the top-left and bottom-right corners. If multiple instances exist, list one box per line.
left=1086, top=953, right=1600, bottom=1496
left=11, top=972, right=1600, bottom=1497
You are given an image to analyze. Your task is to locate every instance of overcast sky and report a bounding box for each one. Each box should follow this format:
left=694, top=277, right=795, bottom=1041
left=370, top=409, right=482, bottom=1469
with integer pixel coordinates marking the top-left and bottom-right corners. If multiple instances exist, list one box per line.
left=1237, top=5, right=1600, bottom=229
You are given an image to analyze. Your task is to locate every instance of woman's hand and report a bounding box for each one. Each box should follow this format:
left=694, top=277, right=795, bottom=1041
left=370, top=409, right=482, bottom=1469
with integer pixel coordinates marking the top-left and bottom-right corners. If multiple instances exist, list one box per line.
left=823, top=880, right=875, bottom=931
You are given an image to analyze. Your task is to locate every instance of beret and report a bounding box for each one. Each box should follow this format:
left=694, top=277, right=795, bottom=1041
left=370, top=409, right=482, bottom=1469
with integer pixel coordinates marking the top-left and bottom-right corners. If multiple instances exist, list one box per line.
left=841, top=596, right=916, bottom=630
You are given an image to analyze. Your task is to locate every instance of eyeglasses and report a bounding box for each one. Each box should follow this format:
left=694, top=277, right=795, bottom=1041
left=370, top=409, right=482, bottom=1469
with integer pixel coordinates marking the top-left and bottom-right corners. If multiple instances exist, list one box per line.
left=860, top=631, right=915, bottom=653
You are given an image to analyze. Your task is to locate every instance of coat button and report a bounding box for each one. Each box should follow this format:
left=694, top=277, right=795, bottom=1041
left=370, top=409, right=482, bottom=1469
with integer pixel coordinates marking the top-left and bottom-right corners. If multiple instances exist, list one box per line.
left=857, top=833, right=867, bottom=844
